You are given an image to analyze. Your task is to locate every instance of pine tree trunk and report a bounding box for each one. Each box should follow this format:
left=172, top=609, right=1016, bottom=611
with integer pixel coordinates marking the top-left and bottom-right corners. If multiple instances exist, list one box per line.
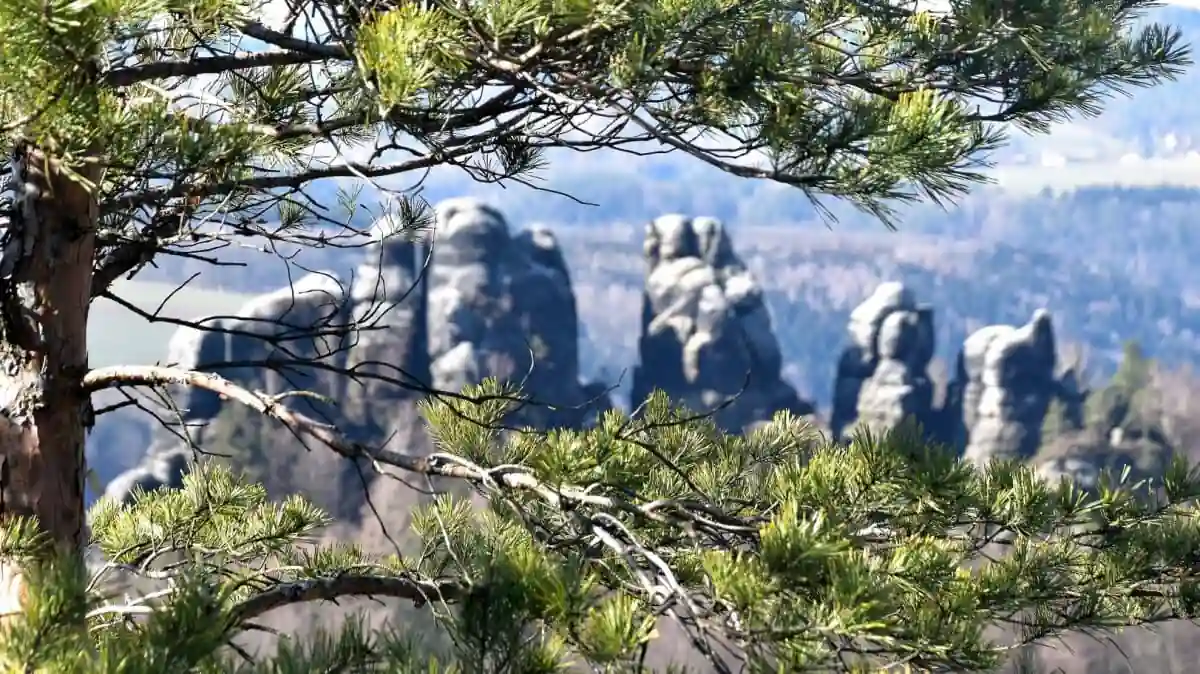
left=0, top=143, right=98, bottom=618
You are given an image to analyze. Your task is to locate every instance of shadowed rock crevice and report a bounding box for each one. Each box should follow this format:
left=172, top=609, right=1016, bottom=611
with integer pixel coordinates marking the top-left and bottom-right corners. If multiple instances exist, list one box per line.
left=343, top=215, right=430, bottom=441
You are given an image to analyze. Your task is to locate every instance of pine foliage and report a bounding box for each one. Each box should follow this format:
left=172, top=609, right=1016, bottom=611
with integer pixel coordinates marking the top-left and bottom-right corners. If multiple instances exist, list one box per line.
left=4, top=382, right=1200, bottom=671
left=0, top=0, right=1191, bottom=234
left=1, top=0, right=1197, bottom=669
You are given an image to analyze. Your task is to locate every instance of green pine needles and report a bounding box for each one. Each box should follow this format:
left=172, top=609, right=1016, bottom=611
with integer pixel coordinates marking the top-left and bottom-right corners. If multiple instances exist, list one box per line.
left=0, top=0, right=1196, bottom=668
left=0, top=0, right=1191, bottom=227
left=5, top=382, right=1200, bottom=672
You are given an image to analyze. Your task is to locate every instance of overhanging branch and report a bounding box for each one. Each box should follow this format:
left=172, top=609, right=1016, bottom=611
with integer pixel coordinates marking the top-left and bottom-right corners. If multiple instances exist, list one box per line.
left=228, top=573, right=465, bottom=623
left=236, top=21, right=352, bottom=60
left=106, top=152, right=469, bottom=213
left=79, top=365, right=757, bottom=532
left=82, top=365, right=494, bottom=481
left=103, top=50, right=335, bottom=88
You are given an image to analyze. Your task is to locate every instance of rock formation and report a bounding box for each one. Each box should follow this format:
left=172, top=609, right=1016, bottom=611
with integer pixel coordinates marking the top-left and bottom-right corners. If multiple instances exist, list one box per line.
left=160, top=270, right=351, bottom=426
left=631, top=214, right=813, bottom=432
left=426, top=197, right=602, bottom=428
left=957, top=310, right=1059, bottom=467
left=829, top=282, right=936, bottom=440
left=342, top=215, right=430, bottom=437
left=102, top=447, right=191, bottom=504
left=826, top=287, right=1106, bottom=476
left=104, top=199, right=611, bottom=506
left=90, top=202, right=1195, bottom=673
left=1055, top=367, right=1087, bottom=431
left=101, top=203, right=1171, bottom=513
left=1036, top=346, right=1171, bottom=492
left=104, top=270, right=366, bottom=515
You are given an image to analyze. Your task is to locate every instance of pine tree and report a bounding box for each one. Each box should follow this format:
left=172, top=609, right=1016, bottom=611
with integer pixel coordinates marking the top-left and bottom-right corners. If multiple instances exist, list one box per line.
left=1113, top=340, right=1153, bottom=399
left=1085, top=340, right=1157, bottom=435
left=0, top=0, right=1193, bottom=665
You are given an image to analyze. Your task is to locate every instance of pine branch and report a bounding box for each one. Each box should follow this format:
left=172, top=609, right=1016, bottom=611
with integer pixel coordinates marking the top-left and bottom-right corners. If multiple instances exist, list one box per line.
left=236, top=21, right=352, bottom=60
left=105, top=150, right=476, bottom=214
left=79, top=365, right=758, bottom=534
left=227, top=573, right=464, bottom=622
left=103, top=51, right=335, bottom=88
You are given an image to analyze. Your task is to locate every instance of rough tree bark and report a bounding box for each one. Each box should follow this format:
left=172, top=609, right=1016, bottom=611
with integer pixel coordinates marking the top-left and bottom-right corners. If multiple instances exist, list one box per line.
left=0, top=142, right=99, bottom=618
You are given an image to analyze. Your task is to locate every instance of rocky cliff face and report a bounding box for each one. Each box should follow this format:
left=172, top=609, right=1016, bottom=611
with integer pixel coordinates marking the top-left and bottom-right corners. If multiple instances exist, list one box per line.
left=427, top=198, right=594, bottom=429
left=104, top=198, right=608, bottom=507
left=119, top=269, right=369, bottom=518
left=957, top=310, right=1061, bottom=467
left=830, top=282, right=937, bottom=441
left=164, top=270, right=352, bottom=423
left=829, top=284, right=1098, bottom=479
left=102, top=202, right=1136, bottom=507
left=631, top=214, right=815, bottom=432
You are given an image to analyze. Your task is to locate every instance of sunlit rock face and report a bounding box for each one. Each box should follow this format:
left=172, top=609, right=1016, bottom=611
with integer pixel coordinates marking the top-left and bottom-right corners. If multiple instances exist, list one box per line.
left=957, top=310, right=1059, bottom=467
left=425, top=198, right=605, bottom=428
left=632, top=214, right=813, bottom=432
left=829, top=282, right=937, bottom=441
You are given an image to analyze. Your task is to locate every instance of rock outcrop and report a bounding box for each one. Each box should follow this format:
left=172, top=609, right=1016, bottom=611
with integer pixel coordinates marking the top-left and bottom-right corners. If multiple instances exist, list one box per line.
left=102, top=447, right=191, bottom=504
left=825, top=288, right=1103, bottom=475
left=91, top=202, right=1196, bottom=674
left=631, top=214, right=813, bottom=432
left=1036, top=349, right=1171, bottom=492
left=157, top=270, right=351, bottom=428
left=829, top=282, right=937, bottom=440
left=823, top=287, right=1165, bottom=492
left=858, top=308, right=938, bottom=436
left=101, top=203, right=1173, bottom=514
left=1055, top=367, right=1087, bottom=431
left=105, top=270, right=367, bottom=516
left=426, top=198, right=599, bottom=428
left=104, top=199, right=611, bottom=507
left=957, top=311, right=1059, bottom=467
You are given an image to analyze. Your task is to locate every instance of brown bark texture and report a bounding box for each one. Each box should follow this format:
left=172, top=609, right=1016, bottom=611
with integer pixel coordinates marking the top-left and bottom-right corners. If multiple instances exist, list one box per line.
left=0, top=143, right=99, bottom=617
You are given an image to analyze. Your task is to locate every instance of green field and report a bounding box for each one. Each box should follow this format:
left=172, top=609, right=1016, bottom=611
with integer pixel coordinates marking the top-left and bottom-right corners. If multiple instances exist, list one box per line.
left=90, top=280, right=257, bottom=368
